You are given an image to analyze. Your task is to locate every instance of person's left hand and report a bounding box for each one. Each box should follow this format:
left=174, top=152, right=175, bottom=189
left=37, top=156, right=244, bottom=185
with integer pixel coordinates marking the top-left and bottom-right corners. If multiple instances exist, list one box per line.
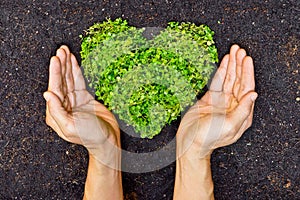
left=176, top=45, right=258, bottom=159
left=44, top=46, right=121, bottom=164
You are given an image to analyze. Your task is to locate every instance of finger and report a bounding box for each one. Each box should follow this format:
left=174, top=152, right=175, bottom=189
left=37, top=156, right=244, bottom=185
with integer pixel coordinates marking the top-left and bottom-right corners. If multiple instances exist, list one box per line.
left=46, top=102, right=82, bottom=145
left=70, top=90, right=94, bottom=108
left=215, top=92, right=256, bottom=148
left=228, top=91, right=258, bottom=131
left=45, top=98, right=69, bottom=141
left=60, top=45, right=75, bottom=93
left=71, top=54, right=87, bottom=90
left=45, top=92, right=84, bottom=145
left=56, top=48, right=68, bottom=96
left=209, top=54, right=229, bottom=92
left=231, top=102, right=255, bottom=142
left=198, top=91, right=229, bottom=111
left=233, top=48, right=247, bottom=98
left=238, top=56, right=255, bottom=100
left=48, top=56, right=64, bottom=102
left=43, top=91, right=74, bottom=139
left=223, top=44, right=240, bottom=93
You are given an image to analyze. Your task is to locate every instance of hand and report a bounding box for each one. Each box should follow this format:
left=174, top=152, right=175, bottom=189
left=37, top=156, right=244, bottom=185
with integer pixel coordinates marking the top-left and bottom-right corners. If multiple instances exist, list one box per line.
left=177, top=44, right=258, bottom=159
left=44, top=46, right=121, bottom=164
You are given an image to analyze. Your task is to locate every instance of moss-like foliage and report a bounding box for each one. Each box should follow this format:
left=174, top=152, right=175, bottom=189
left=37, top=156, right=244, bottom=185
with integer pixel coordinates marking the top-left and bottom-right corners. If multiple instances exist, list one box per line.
left=80, top=18, right=218, bottom=139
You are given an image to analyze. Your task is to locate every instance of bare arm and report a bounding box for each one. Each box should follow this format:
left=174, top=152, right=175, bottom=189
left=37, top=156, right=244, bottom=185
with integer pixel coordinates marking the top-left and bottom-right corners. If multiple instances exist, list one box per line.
left=44, top=46, right=123, bottom=200
left=174, top=45, right=257, bottom=199
left=84, top=154, right=122, bottom=200
left=174, top=155, right=214, bottom=199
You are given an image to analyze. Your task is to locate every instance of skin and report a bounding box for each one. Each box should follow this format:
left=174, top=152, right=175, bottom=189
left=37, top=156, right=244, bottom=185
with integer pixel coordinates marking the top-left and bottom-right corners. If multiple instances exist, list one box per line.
left=44, top=44, right=257, bottom=200
left=44, top=46, right=123, bottom=200
left=174, top=45, right=257, bottom=199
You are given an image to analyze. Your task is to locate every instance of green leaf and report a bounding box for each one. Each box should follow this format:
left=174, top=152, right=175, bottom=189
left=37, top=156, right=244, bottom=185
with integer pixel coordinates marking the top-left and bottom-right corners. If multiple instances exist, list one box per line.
left=80, top=18, right=218, bottom=139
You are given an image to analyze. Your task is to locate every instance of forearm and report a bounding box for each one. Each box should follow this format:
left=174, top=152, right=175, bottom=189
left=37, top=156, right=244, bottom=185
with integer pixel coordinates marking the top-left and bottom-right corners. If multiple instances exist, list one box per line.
left=173, top=154, right=214, bottom=200
left=83, top=103, right=123, bottom=199
left=83, top=154, right=123, bottom=200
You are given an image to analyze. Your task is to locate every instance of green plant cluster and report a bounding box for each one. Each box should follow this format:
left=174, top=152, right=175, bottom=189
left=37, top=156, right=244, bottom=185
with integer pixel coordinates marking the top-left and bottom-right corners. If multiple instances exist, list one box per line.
left=80, top=18, right=218, bottom=139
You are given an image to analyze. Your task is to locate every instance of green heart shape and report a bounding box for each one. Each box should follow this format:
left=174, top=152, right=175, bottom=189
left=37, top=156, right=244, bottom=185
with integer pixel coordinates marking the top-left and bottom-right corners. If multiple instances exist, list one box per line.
left=80, top=18, right=218, bottom=139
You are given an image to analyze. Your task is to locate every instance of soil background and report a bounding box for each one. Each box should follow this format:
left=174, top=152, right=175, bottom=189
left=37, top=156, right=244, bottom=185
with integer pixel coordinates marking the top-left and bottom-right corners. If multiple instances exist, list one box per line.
left=0, top=0, right=299, bottom=199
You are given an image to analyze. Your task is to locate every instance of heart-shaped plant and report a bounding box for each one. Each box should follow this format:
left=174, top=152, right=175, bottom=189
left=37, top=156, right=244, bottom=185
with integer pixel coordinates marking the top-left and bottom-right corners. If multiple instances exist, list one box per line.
left=80, top=18, right=218, bottom=139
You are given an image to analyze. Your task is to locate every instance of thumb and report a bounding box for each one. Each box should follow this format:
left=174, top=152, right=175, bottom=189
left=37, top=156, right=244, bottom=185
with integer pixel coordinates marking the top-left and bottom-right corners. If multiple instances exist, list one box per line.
left=43, top=91, right=52, bottom=102
left=43, top=91, right=63, bottom=106
left=43, top=91, right=71, bottom=131
left=230, top=91, right=258, bottom=123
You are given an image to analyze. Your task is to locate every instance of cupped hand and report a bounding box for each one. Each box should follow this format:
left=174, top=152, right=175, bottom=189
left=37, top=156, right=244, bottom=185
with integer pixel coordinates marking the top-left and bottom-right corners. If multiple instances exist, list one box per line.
left=177, top=44, right=258, bottom=158
left=44, top=46, right=121, bottom=161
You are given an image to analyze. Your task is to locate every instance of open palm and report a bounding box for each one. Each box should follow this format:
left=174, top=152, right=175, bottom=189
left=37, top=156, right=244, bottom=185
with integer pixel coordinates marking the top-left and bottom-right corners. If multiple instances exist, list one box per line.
left=44, top=46, right=120, bottom=159
left=177, top=45, right=258, bottom=158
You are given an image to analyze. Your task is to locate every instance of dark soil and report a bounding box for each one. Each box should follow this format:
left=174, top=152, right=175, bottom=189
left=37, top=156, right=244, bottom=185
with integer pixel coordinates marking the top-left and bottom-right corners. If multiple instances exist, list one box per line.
left=0, top=0, right=299, bottom=199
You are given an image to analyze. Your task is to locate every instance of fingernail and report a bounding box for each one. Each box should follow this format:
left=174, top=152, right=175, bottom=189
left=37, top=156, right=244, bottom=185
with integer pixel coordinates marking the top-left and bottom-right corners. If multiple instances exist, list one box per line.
left=251, top=93, right=258, bottom=102
left=43, top=92, right=50, bottom=101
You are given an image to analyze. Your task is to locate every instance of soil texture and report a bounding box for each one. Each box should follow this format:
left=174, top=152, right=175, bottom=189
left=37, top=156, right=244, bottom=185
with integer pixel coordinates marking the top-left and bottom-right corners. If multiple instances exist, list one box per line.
left=0, top=0, right=299, bottom=199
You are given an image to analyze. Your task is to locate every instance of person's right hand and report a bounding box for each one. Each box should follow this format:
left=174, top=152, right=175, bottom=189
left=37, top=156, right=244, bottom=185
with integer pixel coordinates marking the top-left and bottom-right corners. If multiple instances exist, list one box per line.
left=176, top=44, right=258, bottom=159
left=44, top=46, right=121, bottom=165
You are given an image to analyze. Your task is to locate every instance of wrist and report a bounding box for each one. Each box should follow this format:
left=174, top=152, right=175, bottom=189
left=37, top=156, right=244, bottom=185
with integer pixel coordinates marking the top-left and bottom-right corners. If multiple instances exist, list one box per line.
left=174, top=154, right=214, bottom=200
left=88, top=153, right=121, bottom=174
left=87, top=142, right=122, bottom=171
left=176, top=153, right=211, bottom=178
left=84, top=154, right=123, bottom=200
left=85, top=115, right=121, bottom=168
